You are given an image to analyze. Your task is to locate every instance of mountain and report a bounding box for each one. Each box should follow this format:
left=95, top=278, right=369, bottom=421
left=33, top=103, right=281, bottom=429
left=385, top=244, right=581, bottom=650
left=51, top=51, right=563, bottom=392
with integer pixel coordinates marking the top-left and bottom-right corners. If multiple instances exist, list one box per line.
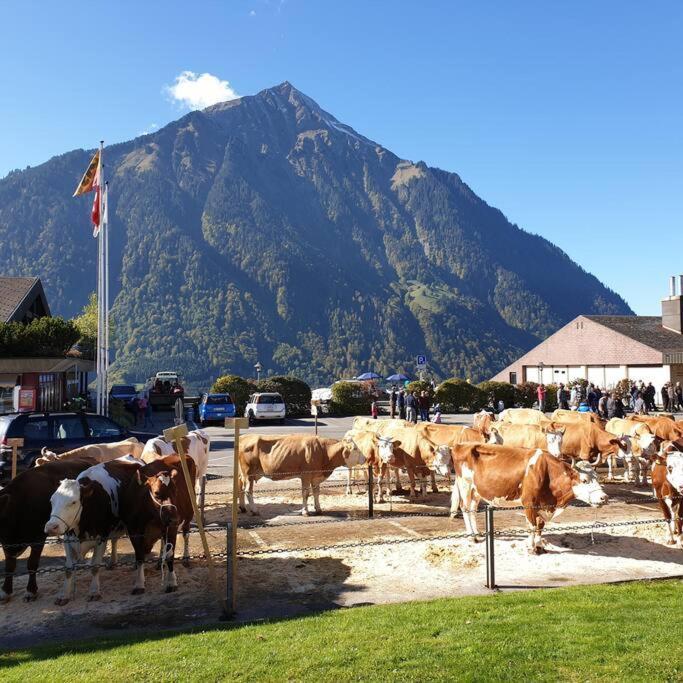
left=0, top=82, right=631, bottom=388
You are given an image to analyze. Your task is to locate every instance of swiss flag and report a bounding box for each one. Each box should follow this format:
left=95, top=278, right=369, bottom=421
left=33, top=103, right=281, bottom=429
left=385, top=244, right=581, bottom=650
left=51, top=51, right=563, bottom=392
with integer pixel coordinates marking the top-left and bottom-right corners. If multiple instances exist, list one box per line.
left=91, top=183, right=101, bottom=235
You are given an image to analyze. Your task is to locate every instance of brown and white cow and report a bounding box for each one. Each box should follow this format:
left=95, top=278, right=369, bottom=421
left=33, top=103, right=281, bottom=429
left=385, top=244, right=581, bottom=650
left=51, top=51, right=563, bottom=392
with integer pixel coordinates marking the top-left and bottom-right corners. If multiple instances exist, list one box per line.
left=0, top=457, right=97, bottom=603
left=605, top=418, right=660, bottom=483
left=488, top=422, right=565, bottom=458
left=629, top=415, right=683, bottom=442
left=498, top=408, right=552, bottom=427
left=551, top=409, right=605, bottom=426
left=141, top=429, right=210, bottom=494
left=45, top=456, right=144, bottom=604
left=237, top=435, right=365, bottom=515
left=557, top=421, right=624, bottom=464
left=449, top=443, right=607, bottom=554
left=342, top=430, right=397, bottom=502
left=36, top=437, right=144, bottom=466
left=119, top=455, right=196, bottom=594
left=651, top=441, right=683, bottom=547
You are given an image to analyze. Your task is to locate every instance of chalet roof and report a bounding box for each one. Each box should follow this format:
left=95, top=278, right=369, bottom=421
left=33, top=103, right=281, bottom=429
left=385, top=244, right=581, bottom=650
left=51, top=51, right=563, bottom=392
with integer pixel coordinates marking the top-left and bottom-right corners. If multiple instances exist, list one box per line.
left=0, top=277, right=51, bottom=323
left=585, top=315, right=683, bottom=354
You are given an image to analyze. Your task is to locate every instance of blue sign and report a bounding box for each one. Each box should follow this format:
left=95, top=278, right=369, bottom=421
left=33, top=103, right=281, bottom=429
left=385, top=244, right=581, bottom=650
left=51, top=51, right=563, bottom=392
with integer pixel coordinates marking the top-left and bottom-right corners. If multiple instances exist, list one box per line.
left=416, top=355, right=427, bottom=366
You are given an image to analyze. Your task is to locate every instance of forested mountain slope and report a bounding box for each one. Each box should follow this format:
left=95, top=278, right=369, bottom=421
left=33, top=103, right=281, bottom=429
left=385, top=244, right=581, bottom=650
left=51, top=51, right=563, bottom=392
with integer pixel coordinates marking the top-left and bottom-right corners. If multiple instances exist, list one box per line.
left=0, top=82, right=631, bottom=386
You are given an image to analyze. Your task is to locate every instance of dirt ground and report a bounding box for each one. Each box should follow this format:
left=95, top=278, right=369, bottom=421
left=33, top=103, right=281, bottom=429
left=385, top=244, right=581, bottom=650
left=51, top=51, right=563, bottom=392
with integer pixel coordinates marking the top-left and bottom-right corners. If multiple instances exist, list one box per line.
left=3, top=463, right=682, bottom=649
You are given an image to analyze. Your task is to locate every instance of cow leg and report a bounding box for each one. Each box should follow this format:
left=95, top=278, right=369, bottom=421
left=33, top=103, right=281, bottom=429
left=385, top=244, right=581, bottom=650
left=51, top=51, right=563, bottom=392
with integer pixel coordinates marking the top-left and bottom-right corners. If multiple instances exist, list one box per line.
left=662, top=498, right=676, bottom=544
left=87, top=540, right=106, bottom=601
left=1, top=551, right=17, bottom=603
left=238, top=474, right=247, bottom=513
left=606, top=455, right=614, bottom=481
left=55, top=537, right=79, bottom=606
left=163, top=527, right=179, bottom=593
left=345, top=467, right=353, bottom=495
left=375, top=466, right=385, bottom=503
left=300, top=480, right=310, bottom=516
left=131, top=539, right=146, bottom=595
left=106, top=537, right=118, bottom=569
left=182, top=520, right=191, bottom=568
left=312, top=482, right=322, bottom=515
left=430, top=471, right=439, bottom=494
left=676, top=504, right=683, bottom=549
left=23, top=543, right=44, bottom=602
left=525, top=512, right=546, bottom=554
left=393, top=467, right=405, bottom=494
left=246, top=478, right=258, bottom=516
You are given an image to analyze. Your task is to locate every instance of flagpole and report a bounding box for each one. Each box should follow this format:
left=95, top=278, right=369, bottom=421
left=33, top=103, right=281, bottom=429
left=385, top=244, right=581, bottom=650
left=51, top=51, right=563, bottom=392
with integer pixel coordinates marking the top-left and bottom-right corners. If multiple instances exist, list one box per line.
left=104, top=180, right=110, bottom=416
left=97, top=140, right=104, bottom=415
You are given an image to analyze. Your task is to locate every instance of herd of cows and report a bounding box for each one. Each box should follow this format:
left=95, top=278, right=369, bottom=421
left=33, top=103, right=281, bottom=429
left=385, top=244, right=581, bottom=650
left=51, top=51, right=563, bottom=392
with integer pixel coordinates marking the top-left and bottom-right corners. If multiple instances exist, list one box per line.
left=237, top=409, right=683, bottom=556
left=0, top=431, right=210, bottom=605
left=1, top=409, right=683, bottom=607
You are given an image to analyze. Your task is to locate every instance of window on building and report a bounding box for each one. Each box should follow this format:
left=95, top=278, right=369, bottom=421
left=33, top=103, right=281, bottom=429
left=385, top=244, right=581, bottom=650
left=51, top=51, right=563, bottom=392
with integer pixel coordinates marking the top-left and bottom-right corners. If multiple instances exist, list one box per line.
left=509, top=372, right=517, bottom=385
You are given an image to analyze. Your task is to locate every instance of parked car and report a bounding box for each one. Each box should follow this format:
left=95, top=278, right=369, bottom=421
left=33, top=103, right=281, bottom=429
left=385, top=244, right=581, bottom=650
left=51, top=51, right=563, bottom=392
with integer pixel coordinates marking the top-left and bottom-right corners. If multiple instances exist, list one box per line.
left=0, top=411, right=146, bottom=481
left=109, top=384, right=138, bottom=405
left=244, top=393, right=286, bottom=424
left=198, top=393, right=236, bottom=426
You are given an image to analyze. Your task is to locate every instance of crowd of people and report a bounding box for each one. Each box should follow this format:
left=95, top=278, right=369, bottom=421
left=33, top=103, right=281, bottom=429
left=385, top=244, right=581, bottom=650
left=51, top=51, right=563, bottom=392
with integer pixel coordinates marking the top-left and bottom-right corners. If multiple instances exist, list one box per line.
left=553, top=379, right=683, bottom=418
left=383, top=386, right=441, bottom=423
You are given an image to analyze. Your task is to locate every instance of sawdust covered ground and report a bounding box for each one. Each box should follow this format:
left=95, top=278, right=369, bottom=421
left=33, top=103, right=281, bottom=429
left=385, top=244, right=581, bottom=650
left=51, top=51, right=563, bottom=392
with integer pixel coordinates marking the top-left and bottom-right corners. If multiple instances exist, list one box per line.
left=3, top=469, right=683, bottom=648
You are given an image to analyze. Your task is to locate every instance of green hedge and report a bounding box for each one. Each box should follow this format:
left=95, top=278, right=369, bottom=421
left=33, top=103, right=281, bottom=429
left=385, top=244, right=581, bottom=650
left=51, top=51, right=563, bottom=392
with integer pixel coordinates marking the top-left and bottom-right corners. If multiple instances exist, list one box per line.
left=211, top=375, right=255, bottom=414
left=255, top=376, right=312, bottom=417
left=405, top=380, right=435, bottom=399
left=477, top=381, right=516, bottom=409
left=331, top=381, right=374, bottom=416
left=0, top=317, right=80, bottom=358
left=435, top=379, right=485, bottom=413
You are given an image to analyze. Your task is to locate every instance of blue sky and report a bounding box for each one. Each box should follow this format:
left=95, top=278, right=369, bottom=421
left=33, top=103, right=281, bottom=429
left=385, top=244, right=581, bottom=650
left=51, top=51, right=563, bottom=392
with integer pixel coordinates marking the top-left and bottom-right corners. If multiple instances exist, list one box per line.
left=1, top=1, right=681, bottom=314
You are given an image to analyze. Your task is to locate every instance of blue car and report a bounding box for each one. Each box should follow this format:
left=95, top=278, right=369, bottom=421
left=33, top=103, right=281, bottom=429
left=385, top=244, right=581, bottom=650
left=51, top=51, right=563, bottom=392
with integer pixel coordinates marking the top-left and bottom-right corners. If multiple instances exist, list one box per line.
left=198, top=393, right=236, bottom=425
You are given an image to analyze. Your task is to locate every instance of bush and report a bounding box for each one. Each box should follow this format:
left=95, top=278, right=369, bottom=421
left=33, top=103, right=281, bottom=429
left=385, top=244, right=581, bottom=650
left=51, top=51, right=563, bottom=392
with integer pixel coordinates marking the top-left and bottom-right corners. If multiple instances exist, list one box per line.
left=256, top=376, right=312, bottom=417
left=545, top=384, right=558, bottom=410
left=614, top=378, right=630, bottom=399
left=211, top=375, right=255, bottom=414
left=434, top=379, right=485, bottom=413
left=514, top=381, right=539, bottom=408
left=331, top=381, right=374, bottom=416
left=0, top=317, right=80, bottom=358
left=477, top=381, right=516, bottom=410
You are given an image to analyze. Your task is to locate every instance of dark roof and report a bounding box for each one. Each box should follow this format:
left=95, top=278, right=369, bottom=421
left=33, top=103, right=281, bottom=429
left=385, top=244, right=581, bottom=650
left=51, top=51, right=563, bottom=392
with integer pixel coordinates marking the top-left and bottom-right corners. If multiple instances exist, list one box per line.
left=0, top=277, right=51, bottom=323
left=585, top=315, right=683, bottom=354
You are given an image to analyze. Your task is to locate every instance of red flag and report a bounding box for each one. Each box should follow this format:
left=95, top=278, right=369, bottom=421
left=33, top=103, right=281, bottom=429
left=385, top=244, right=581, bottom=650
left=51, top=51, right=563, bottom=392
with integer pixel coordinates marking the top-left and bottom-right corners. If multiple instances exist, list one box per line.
left=91, top=183, right=101, bottom=235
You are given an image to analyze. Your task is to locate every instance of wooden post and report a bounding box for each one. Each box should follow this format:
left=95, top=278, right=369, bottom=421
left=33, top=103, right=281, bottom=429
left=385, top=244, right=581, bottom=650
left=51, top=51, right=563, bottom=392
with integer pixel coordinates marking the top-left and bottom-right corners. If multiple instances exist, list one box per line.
left=7, top=438, right=23, bottom=480
left=224, top=417, right=249, bottom=618
left=367, top=463, right=374, bottom=519
left=163, top=424, right=226, bottom=613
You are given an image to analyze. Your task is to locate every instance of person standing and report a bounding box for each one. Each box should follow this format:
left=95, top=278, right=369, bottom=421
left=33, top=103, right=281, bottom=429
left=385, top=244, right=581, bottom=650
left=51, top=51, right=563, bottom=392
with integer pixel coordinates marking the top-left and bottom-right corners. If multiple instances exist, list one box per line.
left=606, top=392, right=624, bottom=419
left=405, top=391, right=417, bottom=423
left=537, top=383, right=547, bottom=413
left=676, top=382, right=683, bottom=412
left=667, top=383, right=676, bottom=413
left=570, top=384, right=578, bottom=410
left=144, top=394, right=154, bottom=428
left=557, top=383, right=569, bottom=410
left=371, top=400, right=378, bottom=420
left=397, top=389, right=406, bottom=420
left=418, top=391, right=430, bottom=421
left=389, top=386, right=397, bottom=419
left=662, top=384, right=670, bottom=412
left=598, top=392, right=608, bottom=419
left=137, top=393, right=148, bottom=427
left=633, top=391, right=648, bottom=415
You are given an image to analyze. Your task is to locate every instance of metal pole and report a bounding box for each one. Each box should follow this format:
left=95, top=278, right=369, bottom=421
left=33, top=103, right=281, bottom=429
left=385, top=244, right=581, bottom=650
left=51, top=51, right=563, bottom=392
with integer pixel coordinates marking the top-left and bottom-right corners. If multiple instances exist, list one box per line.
left=314, top=412, right=318, bottom=436
left=224, top=417, right=248, bottom=618
left=367, top=463, right=374, bottom=518
left=485, top=505, right=496, bottom=589
left=103, top=179, right=109, bottom=416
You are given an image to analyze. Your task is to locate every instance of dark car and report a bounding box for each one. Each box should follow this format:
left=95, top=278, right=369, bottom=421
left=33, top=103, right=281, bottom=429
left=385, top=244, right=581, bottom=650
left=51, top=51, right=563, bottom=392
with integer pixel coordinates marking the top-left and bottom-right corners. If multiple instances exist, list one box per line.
left=0, top=411, right=144, bottom=481
left=109, top=384, right=138, bottom=405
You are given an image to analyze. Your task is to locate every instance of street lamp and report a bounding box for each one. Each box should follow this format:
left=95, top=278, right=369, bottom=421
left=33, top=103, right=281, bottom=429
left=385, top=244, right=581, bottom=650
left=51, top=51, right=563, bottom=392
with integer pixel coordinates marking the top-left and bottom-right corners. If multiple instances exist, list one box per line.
left=538, top=361, right=544, bottom=384
left=254, top=361, right=262, bottom=382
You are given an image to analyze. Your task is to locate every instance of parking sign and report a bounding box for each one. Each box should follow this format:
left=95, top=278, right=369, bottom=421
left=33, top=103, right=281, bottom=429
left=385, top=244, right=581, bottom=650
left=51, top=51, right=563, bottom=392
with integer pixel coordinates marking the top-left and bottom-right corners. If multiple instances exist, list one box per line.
left=416, top=355, right=427, bottom=368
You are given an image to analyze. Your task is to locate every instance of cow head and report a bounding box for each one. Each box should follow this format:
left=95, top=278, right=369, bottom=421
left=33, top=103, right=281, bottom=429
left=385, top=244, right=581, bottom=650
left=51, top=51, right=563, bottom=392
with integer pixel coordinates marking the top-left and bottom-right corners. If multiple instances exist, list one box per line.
left=637, top=432, right=660, bottom=458
left=571, top=461, right=608, bottom=507
left=341, top=440, right=366, bottom=468
left=544, top=425, right=565, bottom=458
left=432, top=445, right=452, bottom=476
left=662, top=445, right=683, bottom=495
left=488, top=427, right=503, bottom=445
left=376, top=436, right=397, bottom=467
left=472, top=410, right=493, bottom=437
left=141, top=469, right=180, bottom=528
left=44, top=478, right=94, bottom=535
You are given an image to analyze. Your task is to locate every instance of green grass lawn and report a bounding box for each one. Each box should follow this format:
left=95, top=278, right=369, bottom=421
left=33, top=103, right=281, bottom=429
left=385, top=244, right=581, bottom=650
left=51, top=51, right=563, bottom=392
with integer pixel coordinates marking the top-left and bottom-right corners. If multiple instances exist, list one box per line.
left=2, top=580, right=682, bottom=682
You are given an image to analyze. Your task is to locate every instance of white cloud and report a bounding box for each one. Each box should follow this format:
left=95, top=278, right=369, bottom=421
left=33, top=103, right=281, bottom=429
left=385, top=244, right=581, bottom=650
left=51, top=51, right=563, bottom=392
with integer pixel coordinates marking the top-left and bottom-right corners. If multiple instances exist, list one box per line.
left=165, top=71, right=239, bottom=110
left=139, top=122, right=159, bottom=136
left=249, top=9, right=256, bottom=15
